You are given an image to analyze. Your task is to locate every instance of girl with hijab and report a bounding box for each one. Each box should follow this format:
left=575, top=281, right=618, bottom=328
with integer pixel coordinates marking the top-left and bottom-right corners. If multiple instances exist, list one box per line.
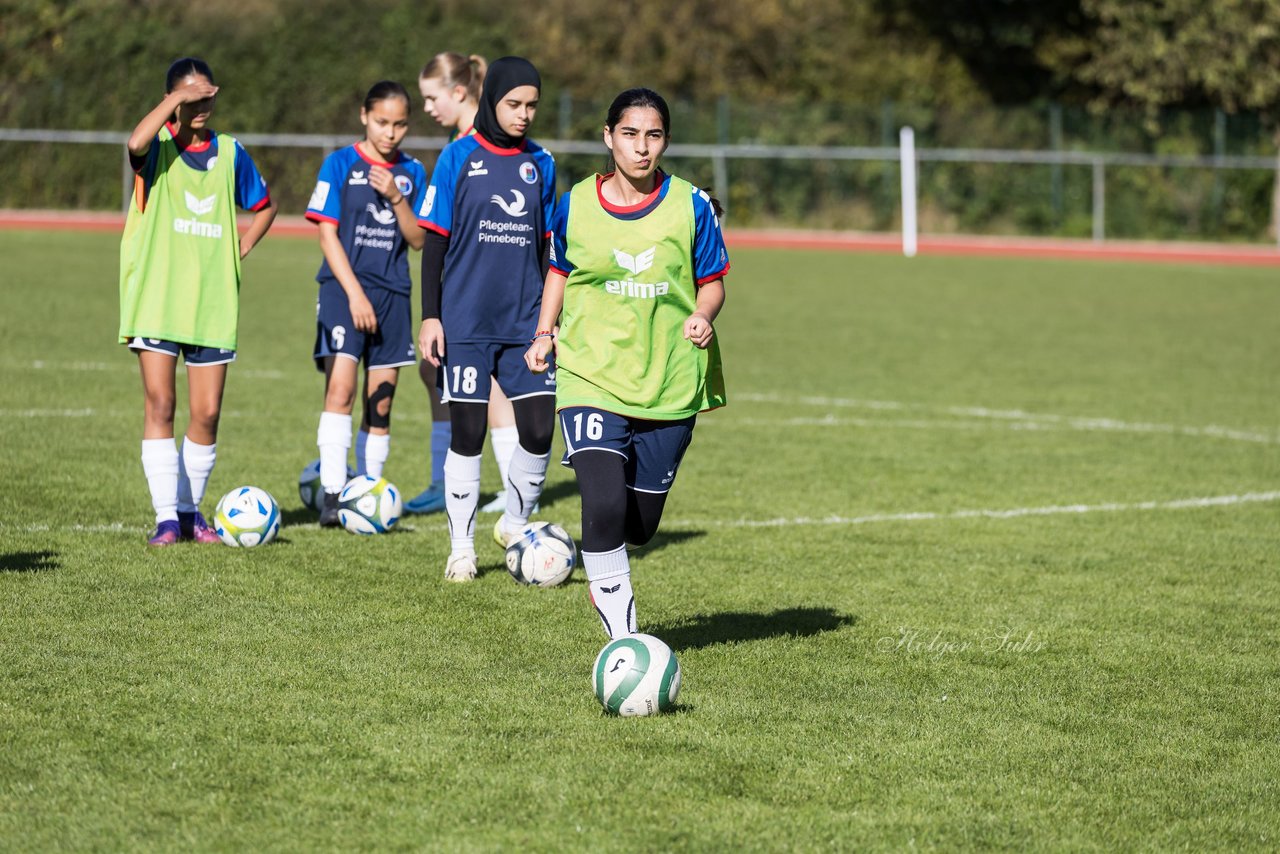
left=416, top=56, right=558, bottom=582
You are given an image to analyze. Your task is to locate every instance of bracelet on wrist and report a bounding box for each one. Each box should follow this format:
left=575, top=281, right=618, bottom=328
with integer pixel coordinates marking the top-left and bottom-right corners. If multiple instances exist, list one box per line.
left=389, top=196, right=404, bottom=206
left=531, top=330, right=555, bottom=342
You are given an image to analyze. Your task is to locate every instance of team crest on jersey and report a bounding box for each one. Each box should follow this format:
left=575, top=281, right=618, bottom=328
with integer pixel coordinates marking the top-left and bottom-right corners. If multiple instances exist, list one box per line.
left=519, top=162, right=538, bottom=185
left=395, top=175, right=413, bottom=196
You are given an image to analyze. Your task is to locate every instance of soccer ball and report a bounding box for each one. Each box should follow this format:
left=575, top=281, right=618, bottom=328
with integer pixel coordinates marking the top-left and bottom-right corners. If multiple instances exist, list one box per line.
left=298, top=458, right=355, bottom=512
left=504, top=521, right=576, bottom=587
left=338, top=474, right=402, bottom=534
left=213, top=486, right=281, bottom=548
left=592, top=633, right=681, bottom=717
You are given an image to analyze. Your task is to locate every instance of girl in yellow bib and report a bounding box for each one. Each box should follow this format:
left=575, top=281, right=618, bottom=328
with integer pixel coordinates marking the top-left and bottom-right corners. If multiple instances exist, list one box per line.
left=119, top=57, right=277, bottom=545
left=525, top=88, right=728, bottom=638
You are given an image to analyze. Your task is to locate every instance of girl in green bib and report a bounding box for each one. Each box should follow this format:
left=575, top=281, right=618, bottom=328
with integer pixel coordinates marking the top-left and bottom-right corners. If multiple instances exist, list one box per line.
left=525, top=88, right=728, bottom=639
left=119, top=57, right=278, bottom=546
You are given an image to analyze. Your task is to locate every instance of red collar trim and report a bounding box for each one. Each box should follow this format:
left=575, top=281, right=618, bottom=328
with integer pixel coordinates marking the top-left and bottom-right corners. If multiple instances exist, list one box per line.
left=166, top=122, right=213, bottom=153
left=354, top=142, right=401, bottom=168
left=474, top=134, right=527, bottom=155
left=596, top=172, right=664, bottom=214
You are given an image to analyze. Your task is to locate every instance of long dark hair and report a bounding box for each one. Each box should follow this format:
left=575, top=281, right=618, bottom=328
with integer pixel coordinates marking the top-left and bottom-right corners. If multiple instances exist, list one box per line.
left=603, top=87, right=723, bottom=218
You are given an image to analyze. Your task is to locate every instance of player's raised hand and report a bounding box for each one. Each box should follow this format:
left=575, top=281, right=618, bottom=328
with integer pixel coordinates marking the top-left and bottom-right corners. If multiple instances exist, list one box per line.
left=368, top=166, right=398, bottom=201
left=348, top=291, right=378, bottom=333
left=419, top=318, right=445, bottom=367
left=683, top=312, right=714, bottom=349
left=172, top=79, right=219, bottom=104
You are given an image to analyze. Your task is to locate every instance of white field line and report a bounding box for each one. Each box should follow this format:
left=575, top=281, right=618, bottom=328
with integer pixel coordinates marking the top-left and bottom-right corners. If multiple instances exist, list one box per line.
left=669, top=490, right=1280, bottom=530
left=3, top=491, right=1276, bottom=536
left=731, top=392, right=1280, bottom=445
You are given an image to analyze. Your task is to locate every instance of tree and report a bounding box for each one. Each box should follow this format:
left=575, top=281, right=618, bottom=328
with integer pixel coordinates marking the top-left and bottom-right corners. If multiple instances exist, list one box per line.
left=1076, top=0, right=1280, bottom=235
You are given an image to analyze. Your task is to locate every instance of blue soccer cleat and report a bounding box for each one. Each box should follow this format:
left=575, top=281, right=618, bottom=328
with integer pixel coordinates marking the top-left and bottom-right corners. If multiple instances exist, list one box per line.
left=404, top=482, right=446, bottom=515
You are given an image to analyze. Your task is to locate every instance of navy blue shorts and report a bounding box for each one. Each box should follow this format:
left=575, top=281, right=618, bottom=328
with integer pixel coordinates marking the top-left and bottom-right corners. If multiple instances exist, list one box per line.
left=128, top=337, right=236, bottom=366
left=559, top=407, right=696, bottom=494
left=439, top=341, right=556, bottom=403
left=314, top=281, right=416, bottom=371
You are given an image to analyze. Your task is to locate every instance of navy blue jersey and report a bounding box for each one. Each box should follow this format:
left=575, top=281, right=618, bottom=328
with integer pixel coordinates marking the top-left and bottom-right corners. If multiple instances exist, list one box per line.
left=130, top=123, right=271, bottom=214
left=548, top=172, right=729, bottom=284
left=306, top=144, right=429, bottom=296
left=416, top=134, right=557, bottom=344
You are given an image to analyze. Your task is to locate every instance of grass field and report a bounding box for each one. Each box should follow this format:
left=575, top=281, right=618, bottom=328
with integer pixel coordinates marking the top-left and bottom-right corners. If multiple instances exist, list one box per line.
left=1, top=228, right=1278, bottom=851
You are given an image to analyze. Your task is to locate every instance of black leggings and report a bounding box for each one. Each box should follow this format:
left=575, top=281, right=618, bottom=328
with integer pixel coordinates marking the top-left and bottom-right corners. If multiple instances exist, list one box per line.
left=448, top=395, right=555, bottom=457
left=570, top=449, right=668, bottom=552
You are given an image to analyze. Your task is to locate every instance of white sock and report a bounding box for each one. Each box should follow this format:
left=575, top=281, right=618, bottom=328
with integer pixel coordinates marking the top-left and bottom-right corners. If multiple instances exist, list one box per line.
left=490, top=425, right=518, bottom=490
left=141, top=438, right=179, bottom=524
left=444, top=450, right=481, bottom=554
left=501, top=444, right=549, bottom=534
left=584, top=545, right=636, bottom=638
left=358, top=430, right=391, bottom=479
left=176, top=436, right=216, bottom=513
left=317, top=411, right=352, bottom=493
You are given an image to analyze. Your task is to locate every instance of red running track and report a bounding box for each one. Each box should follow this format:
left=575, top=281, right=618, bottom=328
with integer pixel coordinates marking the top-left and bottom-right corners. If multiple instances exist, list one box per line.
left=3, top=210, right=1279, bottom=267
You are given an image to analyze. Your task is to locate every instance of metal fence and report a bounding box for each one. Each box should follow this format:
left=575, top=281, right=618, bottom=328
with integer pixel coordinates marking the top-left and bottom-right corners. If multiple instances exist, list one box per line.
left=2, top=127, right=1277, bottom=245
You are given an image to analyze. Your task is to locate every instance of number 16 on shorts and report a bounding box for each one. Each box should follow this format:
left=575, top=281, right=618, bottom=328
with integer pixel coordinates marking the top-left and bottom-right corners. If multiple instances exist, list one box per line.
left=559, top=406, right=696, bottom=494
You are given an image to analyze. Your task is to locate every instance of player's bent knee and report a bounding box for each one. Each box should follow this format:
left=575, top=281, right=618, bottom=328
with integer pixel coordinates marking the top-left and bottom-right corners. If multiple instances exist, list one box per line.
left=513, top=397, right=555, bottom=455
left=365, top=382, right=396, bottom=429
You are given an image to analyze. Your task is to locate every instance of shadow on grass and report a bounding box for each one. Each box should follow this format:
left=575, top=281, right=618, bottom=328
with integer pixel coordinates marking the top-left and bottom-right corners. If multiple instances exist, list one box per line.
left=630, top=528, right=705, bottom=557
left=650, top=607, right=856, bottom=652
left=535, top=480, right=580, bottom=510
left=0, top=550, right=60, bottom=573
left=280, top=506, right=319, bottom=528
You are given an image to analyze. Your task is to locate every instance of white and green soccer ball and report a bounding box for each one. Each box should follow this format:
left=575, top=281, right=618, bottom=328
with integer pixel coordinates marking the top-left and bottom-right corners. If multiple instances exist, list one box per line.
left=213, top=486, right=281, bottom=548
left=592, top=633, right=681, bottom=717
left=505, top=521, right=576, bottom=587
left=338, top=474, right=402, bottom=534
left=298, top=458, right=355, bottom=512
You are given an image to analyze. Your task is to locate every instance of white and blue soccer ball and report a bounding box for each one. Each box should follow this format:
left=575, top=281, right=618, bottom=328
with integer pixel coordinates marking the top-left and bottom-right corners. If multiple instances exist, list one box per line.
left=592, top=633, right=681, bottom=717
left=504, top=521, right=576, bottom=587
left=298, top=458, right=355, bottom=512
left=213, top=486, right=281, bottom=548
left=338, top=475, right=402, bottom=534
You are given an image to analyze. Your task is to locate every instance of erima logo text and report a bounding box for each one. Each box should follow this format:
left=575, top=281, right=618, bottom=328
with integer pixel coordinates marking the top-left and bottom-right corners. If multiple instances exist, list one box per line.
left=174, top=191, right=222, bottom=238
left=468, top=160, right=488, bottom=176
left=489, top=190, right=528, bottom=217
left=606, top=245, right=668, bottom=298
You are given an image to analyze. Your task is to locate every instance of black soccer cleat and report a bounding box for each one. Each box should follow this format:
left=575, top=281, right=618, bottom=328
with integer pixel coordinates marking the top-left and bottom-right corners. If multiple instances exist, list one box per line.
left=319, top=491, right=342, bottom=528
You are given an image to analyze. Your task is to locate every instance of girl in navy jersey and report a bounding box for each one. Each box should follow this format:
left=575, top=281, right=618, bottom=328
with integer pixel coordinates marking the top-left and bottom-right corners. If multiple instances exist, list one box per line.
left=525, top=88, right=728, bottom=638
left=120, top=57, right=277, bottom=546
left=416, top=56, right=558, bottom=581
left=406, top=52, right=527, bottom=518
left=306, top=81, right=429, bottom=526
